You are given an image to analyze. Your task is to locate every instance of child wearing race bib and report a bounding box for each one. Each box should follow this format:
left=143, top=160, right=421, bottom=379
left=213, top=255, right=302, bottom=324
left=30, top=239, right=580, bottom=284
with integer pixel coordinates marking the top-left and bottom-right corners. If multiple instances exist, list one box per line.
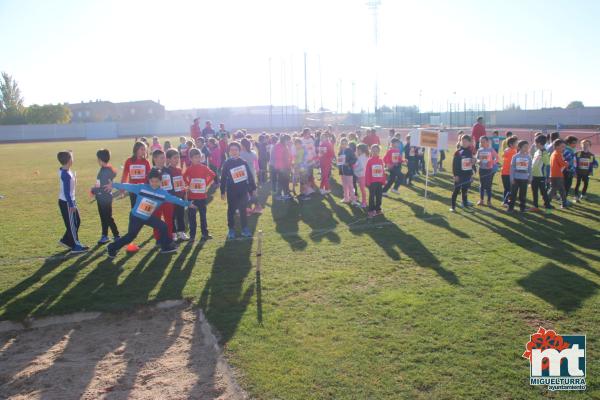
left=106, top=169, right=195, bottom=257
left=150, top=149, right=175, bottom=245
left=475, top=137, right=498, bottom=206
left=57, top=151, right=89, bottom=254
left=574, top=139, right=598, bottom=201
left=318, top=132, right=335, bottom=194
left=337, top=138, right=348, bottom=176
left=530, top=135, right=551, bottom=213
left=166, top=149, right=189, bottom=241
left=365, top=145, right=386, bottom=217
left=220, top=142, right=257, bottom=239
left=272, top=135, right=293, bottom=200
left=404, top=135, right=417, bottom=185
left=490, top=130, right=505, bottom=153
left=353, top=144, right=369, bottom=208
left=548, top=139, right=569, bottom=209
left=122, top=141, right=151, bottom=207
left=450, top=135, right=475, bottom=212
left=178, top=136, right=188, bottom=168
left=91, top=149, right=120, bottom=245
left=184, top=148, right=217, bottom=241
left=563, top=136, right=578, bottom=199
left=382, top=138, right=403, bottom=196
left=500, top=136, right=518, bottom=205
left=339, top=138, right=358, bottom=204
left=508, top=140, right=532, bottom=212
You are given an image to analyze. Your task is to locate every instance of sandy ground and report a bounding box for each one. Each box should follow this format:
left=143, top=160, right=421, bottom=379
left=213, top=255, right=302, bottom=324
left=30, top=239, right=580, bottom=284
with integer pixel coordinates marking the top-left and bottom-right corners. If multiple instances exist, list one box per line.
left=0, top=305, right=246, bottom=400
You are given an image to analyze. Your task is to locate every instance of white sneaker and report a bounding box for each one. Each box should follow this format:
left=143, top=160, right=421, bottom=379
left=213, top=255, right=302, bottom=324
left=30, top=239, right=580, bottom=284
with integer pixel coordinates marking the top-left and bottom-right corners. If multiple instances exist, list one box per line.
left=172, top=233, right=178, bottom=241
left=390, top=189, right=399, bottom=194
left=319, top=189, right=327, bottom=195
left=382, top=192, right=390, bottom=197
left=351, top=201, right=361, bottom=207
left=178, top=232, right=190, bottom=241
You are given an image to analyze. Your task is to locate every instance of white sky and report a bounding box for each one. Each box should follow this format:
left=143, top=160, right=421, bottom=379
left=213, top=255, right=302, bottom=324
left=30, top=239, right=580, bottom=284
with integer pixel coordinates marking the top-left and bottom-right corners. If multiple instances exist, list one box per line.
left=1, top=0, right=600, bottom=111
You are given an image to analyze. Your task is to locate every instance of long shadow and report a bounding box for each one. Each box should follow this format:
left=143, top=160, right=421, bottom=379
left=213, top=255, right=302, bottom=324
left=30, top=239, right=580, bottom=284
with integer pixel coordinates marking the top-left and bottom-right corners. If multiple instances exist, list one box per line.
left=1, top=248, right=104, bottom=321
left=354, top=216, right=460, bottom=285
left=0, top=250, right=70, bottom=308
left=198, top=213, right=260, bottom=345
left=390, top=195, right=471, bottom=239
left=517, top=262, right=599, bottom=312
left=299, top=195, right=341, bottom=244
left=156, top=241, right=204, bottom=301
left=459, top=210, right=600, bottom=279
left=271, top=197, right=307, bottom=251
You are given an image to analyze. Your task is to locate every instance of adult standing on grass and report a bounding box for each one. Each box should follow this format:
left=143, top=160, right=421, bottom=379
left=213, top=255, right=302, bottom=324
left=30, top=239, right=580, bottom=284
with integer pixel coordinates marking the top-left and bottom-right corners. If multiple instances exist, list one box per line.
left=471, top=116, right=487, bottom=149
left=202, top=120, right=216, bottom=139
left=362, top=128, right=381, bottom=148
left=190, top=118, right=201, bottom=143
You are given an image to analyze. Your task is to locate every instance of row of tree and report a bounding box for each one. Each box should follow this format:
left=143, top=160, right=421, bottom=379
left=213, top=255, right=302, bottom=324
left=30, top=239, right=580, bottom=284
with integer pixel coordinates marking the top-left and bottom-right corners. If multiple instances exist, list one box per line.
left=0, top=72, right=71, bottom=125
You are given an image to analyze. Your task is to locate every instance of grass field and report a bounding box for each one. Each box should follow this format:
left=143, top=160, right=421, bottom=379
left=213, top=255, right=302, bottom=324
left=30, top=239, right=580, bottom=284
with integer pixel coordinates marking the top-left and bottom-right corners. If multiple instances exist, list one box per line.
left=0, top=137, right=599, bottom=399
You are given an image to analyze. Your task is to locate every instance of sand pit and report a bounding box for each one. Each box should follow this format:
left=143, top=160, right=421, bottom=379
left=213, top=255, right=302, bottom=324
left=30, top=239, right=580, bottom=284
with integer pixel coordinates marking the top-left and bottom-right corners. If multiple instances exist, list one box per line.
left=0, top=304, right=246, bottom=400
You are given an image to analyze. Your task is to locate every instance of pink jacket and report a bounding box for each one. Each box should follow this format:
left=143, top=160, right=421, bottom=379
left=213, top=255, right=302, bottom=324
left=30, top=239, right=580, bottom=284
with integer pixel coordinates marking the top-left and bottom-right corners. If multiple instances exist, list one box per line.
left=272, top=143, right=292, bottom=170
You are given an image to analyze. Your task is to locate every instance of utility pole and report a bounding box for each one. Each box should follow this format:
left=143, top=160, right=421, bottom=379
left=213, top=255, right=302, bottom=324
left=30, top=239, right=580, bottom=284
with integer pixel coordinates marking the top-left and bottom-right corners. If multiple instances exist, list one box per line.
left=304, top=52, right=308, bottom=112
left=367, top=0, right=381, bottom=125
left=269, top=57, right=273, bottom=130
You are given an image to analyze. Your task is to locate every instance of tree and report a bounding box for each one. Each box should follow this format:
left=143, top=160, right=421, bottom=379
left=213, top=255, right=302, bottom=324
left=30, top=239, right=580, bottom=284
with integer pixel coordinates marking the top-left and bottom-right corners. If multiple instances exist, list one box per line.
left=504, top=103, right=521, bottom=111
left=0, top=72, right=26, bottom=124
left=26, top=104, right=72, bottom=124
left=566, top=101, right=584, bottom=109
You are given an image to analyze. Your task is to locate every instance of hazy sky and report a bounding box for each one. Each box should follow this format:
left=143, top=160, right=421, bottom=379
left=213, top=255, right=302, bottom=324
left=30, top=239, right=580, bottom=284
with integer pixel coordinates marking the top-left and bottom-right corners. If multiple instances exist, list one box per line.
left=1, top=0, right=599, bottom=111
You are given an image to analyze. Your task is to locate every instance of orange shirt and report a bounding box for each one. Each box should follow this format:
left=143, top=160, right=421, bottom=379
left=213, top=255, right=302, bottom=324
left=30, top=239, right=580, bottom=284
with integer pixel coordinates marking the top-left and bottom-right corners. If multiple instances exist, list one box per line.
left=550, top=151, right=568, bottom=178
left=501, top=147, right=516, bottom=175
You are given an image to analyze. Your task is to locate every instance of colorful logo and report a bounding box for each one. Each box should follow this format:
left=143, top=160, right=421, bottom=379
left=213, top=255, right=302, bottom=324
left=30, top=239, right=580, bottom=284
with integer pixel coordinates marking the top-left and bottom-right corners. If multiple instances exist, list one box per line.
left=523, top=327, right=586, bottom=391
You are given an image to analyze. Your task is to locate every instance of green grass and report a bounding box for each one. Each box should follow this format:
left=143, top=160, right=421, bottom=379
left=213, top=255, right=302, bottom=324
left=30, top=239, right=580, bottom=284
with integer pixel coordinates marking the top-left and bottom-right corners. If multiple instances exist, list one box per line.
left=1, top=138, right=599, bottom=399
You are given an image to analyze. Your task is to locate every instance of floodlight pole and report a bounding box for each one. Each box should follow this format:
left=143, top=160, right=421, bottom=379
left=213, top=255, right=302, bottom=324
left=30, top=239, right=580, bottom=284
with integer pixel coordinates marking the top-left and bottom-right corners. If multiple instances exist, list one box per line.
left=367, top=0, right=381, bottom=125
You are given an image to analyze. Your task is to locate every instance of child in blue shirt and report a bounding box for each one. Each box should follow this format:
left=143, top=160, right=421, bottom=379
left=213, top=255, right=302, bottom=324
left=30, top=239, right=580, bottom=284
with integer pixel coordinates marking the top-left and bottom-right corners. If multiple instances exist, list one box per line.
left=105, top=169, right=195, bottom=257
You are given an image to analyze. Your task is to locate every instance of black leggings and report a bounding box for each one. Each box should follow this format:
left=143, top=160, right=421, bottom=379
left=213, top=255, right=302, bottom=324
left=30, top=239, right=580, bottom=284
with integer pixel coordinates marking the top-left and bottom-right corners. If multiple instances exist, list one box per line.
left=173, top=204, right=186, bottom=232
left=368, top=182, right=383, bottom=212
left=501, top=175, right=511, bottom=204
left=564, top=171, right=574, bottom=196
left=574, top=174, right=589, bottom=196
left=509, top=179, right=528, bottom=211
left=531, top=177, right=550, bottom=208
left=451, top=177, right=471, bottom=209
left=227, top=192, right=248, bottom=230
left=383, top=165, right=403, bottom=192
left=97, top=200, right=119, bottom=237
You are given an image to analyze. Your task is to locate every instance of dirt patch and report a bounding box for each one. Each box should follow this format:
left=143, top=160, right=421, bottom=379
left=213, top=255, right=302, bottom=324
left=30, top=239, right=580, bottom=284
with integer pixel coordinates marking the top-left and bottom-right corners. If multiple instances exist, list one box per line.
left=0, top=305, right=247, bottom=400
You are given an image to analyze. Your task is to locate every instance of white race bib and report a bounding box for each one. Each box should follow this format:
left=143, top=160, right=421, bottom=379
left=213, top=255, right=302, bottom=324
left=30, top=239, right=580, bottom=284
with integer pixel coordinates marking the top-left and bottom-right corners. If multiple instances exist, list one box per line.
left=136, top=197, right=158, bottom=217
left=409, top=147, right=416, bottom=157
left=578, top=158, right=590, bottom=169
left=493, top=138, right=500, bottom=145
left=515, top=157, right=529, bottom=171
left=372, top=164, right=384, bottom=178
left=172, top=176, right=185, bottom=192
left=130, top=164, right=146, bottom=180
left=461, top=158, right=472, bottom=171
left=319, top=146, right=327, bottom=156
left=95, top=179, right=100, bottom=188
left=189, top=178, right=206, bottom=194
left=337, top=154, right=346, bottom=166
left=161, top=174, right=172, bottom=190
left=391, top=152, right=400, bottom=164
left=231, top=165, right=248, bottom=183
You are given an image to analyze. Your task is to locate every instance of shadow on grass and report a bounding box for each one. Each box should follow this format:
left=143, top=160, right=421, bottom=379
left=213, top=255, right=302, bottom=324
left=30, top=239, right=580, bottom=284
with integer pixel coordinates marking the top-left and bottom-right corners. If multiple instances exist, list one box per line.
left=199, top=207, right=262, bottom=344
left=518, top=262, right=599, bottom=312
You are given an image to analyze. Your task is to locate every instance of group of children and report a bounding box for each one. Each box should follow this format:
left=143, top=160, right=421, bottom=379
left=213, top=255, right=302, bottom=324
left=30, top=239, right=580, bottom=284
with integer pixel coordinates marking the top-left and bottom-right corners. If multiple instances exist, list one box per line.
left=55, top=127, right=596, bottom=256
left=450, top=130, right=597, bottom=212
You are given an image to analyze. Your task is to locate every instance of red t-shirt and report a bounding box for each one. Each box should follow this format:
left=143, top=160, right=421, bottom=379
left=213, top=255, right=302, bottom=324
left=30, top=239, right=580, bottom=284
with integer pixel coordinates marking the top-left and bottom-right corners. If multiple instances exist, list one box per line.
left=183, top=164, right=216, bottom=199
left=471, top=123, right=486, bottom=143
left=365, top=156, right=386, bottom=186
left=363, top=134, right=381, bottom=148
left=318, top=140, right=335, bottom=164
left=122, top=157, right=151, bottom=184
left=383, top=148, right=403, bottom=167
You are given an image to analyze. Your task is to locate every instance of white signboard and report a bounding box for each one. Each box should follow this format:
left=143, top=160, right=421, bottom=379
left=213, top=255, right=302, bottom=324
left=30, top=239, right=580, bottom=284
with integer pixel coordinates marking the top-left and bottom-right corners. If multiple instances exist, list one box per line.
left=409, top=129, right=448, bottom=150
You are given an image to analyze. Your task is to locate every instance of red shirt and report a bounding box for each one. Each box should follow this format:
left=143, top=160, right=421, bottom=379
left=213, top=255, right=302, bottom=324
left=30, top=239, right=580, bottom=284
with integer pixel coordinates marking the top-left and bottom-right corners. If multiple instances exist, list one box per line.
left=169, top=166, right=186, bottom=197
left=365, top=156, right=386, bottom=186
left=383, top=148, right=403, bottom=167
left=318, top=140, right=335, bottom=164
left=190, top=123, right=201, bottom=141
left=362, top=134, right=381, bottom=148
left=471, top=122, right=486, bottom=143
left=183, top=164, right=216, bottom=200
left=122, top=157, right=151, bottom=184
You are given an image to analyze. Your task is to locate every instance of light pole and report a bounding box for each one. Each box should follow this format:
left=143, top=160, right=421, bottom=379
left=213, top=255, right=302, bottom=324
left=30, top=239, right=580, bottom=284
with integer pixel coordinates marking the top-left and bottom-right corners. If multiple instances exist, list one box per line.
left=367, top=0, right=381, bottom=125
